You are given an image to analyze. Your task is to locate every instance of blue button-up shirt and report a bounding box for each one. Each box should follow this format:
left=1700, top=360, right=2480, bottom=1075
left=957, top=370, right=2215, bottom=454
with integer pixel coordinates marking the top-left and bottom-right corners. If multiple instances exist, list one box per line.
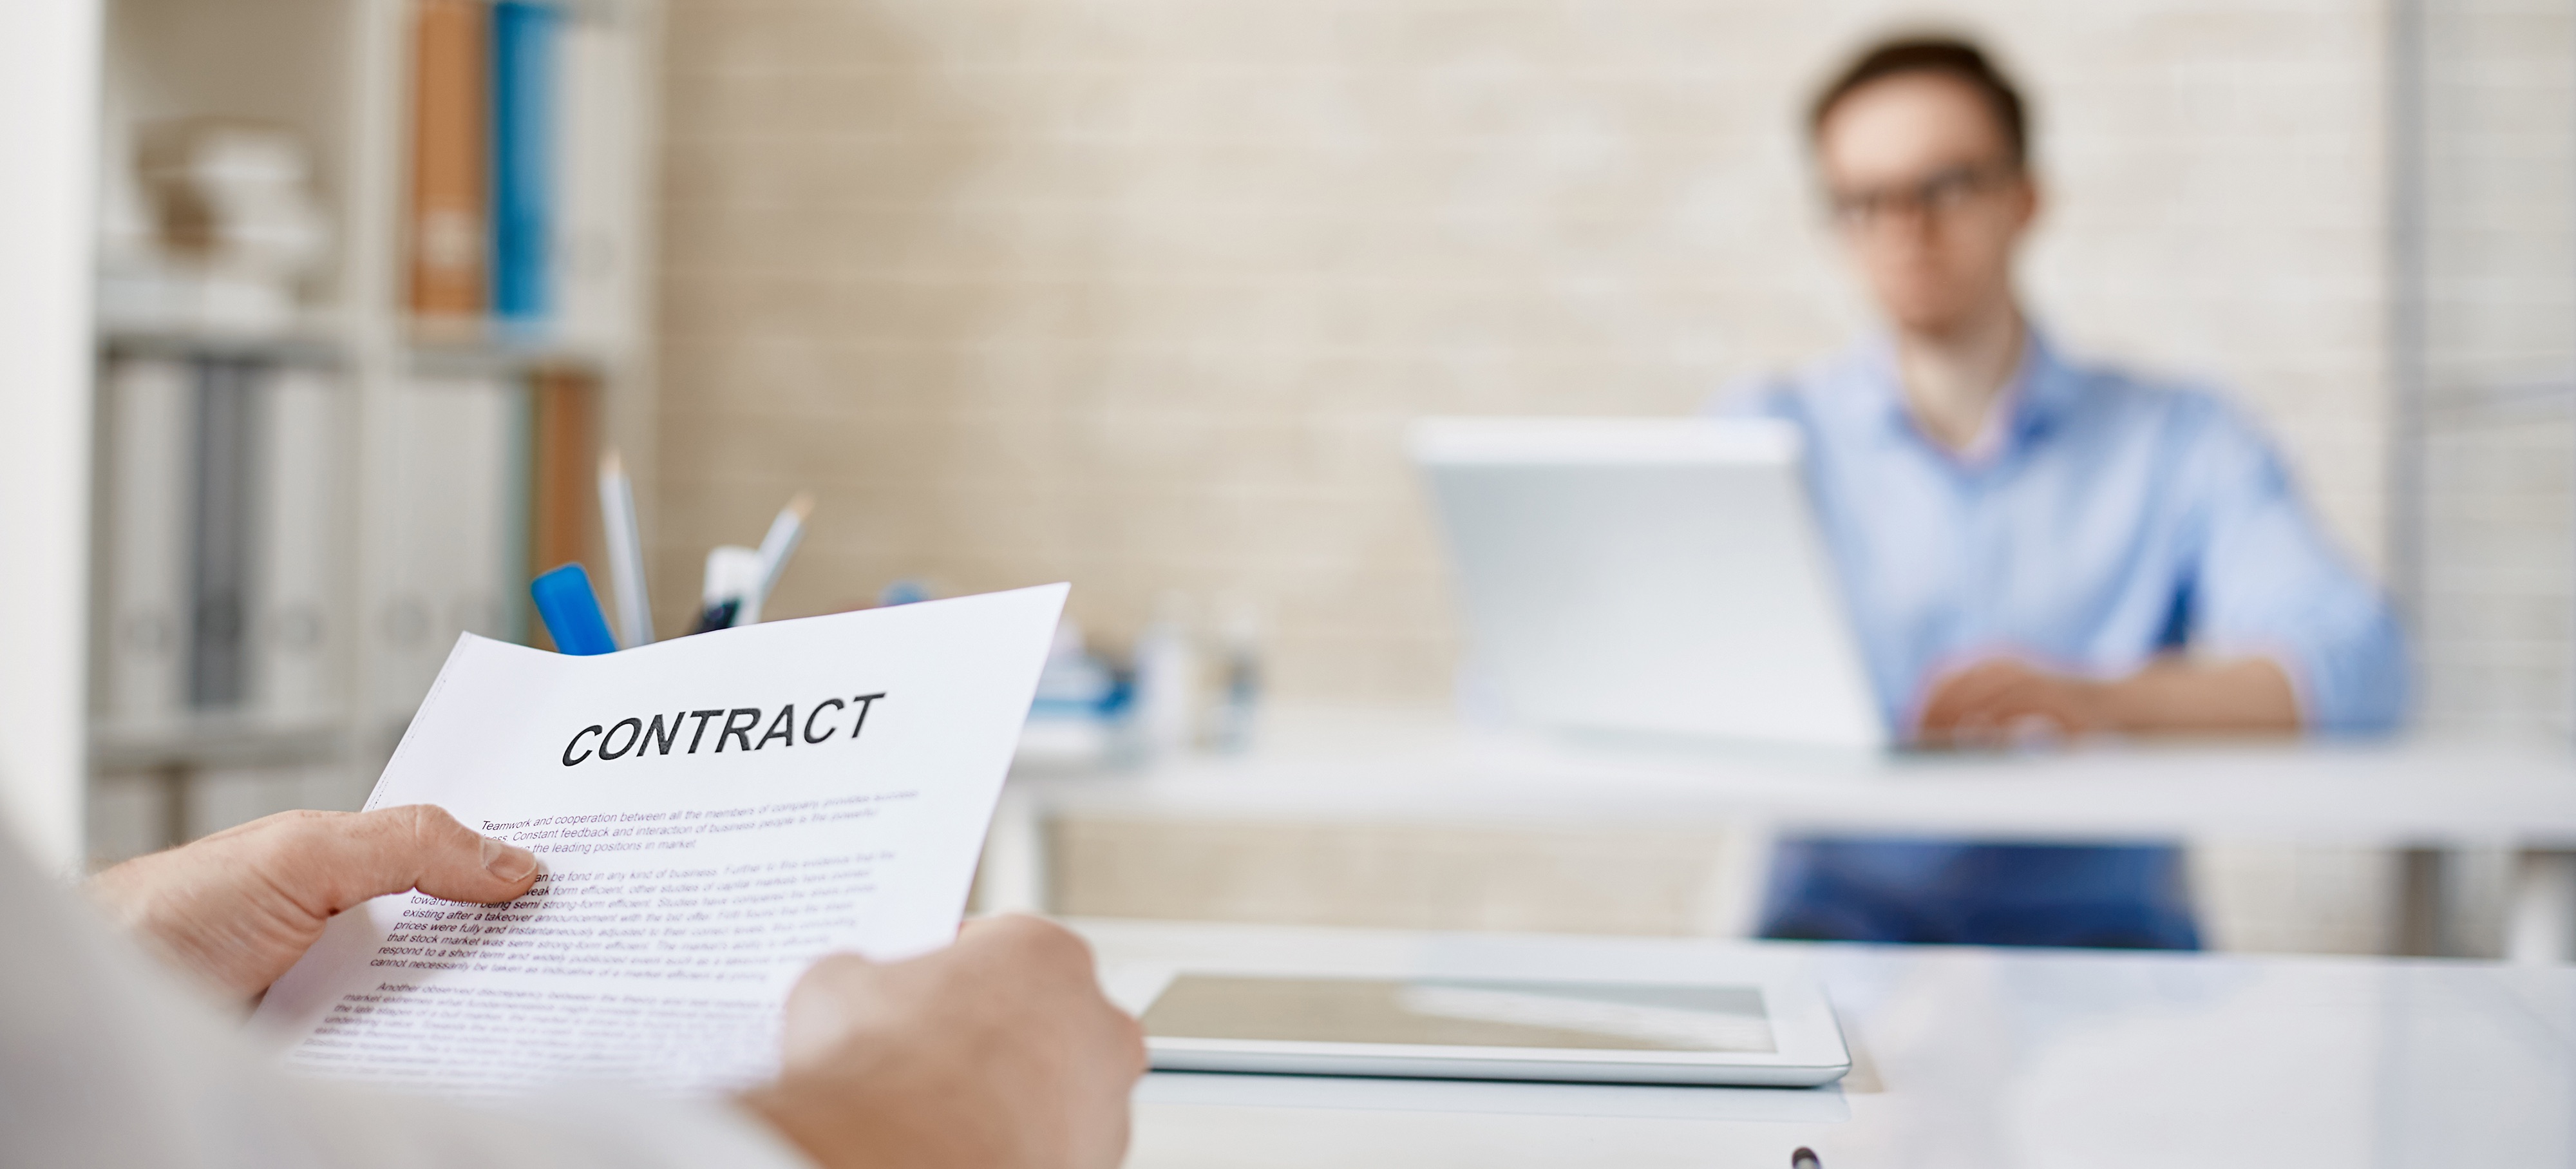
left=1716, top=330, right=2407, bottom=947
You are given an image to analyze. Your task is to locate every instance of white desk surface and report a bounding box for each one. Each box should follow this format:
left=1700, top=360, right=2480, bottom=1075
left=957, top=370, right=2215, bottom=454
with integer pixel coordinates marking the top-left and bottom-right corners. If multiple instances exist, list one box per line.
left=1081, top=918, right=2576, bottom=1169
left=1012, top=707, right=2576, bottom=847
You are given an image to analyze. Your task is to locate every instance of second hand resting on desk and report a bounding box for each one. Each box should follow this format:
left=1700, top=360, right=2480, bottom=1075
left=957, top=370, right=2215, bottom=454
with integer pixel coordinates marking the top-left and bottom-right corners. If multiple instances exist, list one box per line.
left=1911, top=656, right=2300, bottom=748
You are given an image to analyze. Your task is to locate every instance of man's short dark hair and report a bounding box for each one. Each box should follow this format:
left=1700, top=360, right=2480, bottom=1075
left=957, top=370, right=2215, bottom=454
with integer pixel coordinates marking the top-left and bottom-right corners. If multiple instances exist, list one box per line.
left=1809, top=35, right=2029, bottom=167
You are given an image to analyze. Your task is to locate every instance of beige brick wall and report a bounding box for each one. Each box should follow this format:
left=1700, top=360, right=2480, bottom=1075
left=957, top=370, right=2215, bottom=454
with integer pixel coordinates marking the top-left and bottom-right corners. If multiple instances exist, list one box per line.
left=2414, top=0, right=2576, bottom=736
left=652, top=0, right=2392, bottom=701
left=1046, top=819, right=1756, bottom=938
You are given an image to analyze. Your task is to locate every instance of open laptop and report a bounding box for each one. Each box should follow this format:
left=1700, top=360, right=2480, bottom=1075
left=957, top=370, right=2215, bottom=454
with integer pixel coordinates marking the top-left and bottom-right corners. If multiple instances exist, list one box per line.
left=1410, top=417, right=1888, bottom=751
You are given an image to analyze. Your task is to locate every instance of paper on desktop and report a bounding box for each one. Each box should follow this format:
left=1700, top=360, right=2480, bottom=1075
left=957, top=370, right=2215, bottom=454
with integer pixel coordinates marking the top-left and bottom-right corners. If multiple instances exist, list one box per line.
left=250, top=584, right=1068, bottom=1096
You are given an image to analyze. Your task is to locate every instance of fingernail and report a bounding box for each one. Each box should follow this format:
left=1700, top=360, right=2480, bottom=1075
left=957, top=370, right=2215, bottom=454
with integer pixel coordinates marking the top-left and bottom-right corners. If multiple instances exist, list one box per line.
left=481, top=836, right=538, bottom=881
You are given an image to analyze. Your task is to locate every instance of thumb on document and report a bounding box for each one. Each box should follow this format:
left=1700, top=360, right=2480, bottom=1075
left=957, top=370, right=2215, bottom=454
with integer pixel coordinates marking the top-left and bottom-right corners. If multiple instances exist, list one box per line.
left=88, top=804, right=542, bottom=1003
left=327, top=804, right=544, bottom=904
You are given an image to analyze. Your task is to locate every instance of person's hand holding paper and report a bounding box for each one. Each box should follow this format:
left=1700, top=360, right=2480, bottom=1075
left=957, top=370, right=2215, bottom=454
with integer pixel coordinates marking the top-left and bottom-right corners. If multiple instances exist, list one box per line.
left=750, top=915, right=1145, bottom=1169
left=245, top=584, right=1083, bottom=1096
left=90, top=804, right=542, bottom=1003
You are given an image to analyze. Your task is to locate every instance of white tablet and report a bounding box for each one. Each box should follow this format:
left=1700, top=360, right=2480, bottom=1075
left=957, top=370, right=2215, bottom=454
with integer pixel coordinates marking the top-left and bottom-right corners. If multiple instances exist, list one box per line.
left=1120, top=964, right=1852, bottom=1087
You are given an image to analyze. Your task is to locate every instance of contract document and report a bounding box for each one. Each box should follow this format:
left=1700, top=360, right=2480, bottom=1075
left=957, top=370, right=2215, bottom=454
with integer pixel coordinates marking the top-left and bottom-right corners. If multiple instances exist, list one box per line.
left=250, top=584, right=1067, bottom=1096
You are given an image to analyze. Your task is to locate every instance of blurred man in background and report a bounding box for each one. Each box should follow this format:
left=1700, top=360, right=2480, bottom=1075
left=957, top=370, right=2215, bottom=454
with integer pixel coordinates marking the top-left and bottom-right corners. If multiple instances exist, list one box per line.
left=1720, top=36, right=2405, bottom=948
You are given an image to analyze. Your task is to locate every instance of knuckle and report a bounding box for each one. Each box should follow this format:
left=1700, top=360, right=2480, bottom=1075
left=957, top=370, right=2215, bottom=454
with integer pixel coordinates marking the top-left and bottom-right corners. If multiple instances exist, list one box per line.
left=383, top=803, right=473, bottom=850
left=983, top=911, right=1047, bottom=936
left=806, top=952, right=871, bottom=978
left=1002, top=915, right=1090, bottom=961
left=393, top=803, right=459, bottom=833
left=271, top=809, right=356, bottom=854
left=795, top=953, right=876, bottom=994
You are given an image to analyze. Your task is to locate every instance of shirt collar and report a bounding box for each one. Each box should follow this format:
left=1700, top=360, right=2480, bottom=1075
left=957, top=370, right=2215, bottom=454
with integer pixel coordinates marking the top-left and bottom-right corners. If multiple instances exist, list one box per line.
left=1850, top=325, right=2081, bottom=459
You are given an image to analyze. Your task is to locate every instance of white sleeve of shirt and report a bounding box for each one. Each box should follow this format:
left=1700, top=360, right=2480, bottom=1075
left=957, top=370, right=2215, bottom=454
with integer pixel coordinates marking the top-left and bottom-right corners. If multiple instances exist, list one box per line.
left=0, top=830, right=816, bottom=1169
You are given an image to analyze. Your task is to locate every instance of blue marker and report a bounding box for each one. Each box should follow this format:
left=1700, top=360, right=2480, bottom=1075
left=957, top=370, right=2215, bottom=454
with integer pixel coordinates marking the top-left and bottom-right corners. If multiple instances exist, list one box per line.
left=531, top=564, right=620, bottom=655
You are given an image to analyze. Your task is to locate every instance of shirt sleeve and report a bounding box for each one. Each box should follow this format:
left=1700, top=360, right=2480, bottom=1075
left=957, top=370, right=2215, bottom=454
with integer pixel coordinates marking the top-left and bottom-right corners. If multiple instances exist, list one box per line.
left=0, top=832, right=816, bottom=1169
left=2175, top=398, right=2408, bottom=733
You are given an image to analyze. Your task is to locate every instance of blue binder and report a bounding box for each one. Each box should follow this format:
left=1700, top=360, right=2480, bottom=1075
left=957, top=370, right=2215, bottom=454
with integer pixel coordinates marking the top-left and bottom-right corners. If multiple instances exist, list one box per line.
left=490, top=2, right=558, bottom=323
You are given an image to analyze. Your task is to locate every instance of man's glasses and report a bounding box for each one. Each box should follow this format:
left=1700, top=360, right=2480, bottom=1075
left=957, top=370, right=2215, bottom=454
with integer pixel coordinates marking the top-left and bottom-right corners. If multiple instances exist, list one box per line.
left=1824, top=160, right=2020, bottom=231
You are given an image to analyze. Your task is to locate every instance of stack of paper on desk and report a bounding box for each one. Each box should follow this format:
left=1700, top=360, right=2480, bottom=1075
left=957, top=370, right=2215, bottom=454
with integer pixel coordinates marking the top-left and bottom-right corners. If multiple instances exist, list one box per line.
left=251, top=584, right=1067, bottom=1096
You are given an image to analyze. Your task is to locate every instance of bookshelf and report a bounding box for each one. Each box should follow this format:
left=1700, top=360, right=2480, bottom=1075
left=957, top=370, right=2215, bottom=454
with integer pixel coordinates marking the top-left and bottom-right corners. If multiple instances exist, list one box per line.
left=86, top=0, right=662, bottom=863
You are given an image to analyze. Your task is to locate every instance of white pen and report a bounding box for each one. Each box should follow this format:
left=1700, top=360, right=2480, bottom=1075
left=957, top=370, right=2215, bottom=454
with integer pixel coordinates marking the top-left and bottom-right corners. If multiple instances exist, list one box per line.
left=744, top=489, right=814, bottom=625
left=598, top=449, right=654, bottom=649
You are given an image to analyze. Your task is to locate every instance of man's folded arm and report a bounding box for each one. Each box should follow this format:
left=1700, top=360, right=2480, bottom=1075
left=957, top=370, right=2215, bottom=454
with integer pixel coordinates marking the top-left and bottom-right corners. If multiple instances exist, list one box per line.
left=2186, top=403, right=2408, bottom=734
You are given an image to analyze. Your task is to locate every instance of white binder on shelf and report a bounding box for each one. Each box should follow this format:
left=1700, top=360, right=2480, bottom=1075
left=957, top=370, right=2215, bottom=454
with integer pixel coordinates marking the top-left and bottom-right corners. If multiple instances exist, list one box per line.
left=552, top=10, right=639, bottom=350
left=100, top=357, right=193, bottom=729
left=375, top=375, right=522, bottom=727
left=251, top=366, right=344, bottom=724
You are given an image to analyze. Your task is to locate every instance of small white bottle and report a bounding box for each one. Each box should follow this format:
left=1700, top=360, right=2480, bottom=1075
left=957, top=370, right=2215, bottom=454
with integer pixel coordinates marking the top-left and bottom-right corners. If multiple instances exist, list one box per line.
left=1128, top=592, right=1199, bottom=758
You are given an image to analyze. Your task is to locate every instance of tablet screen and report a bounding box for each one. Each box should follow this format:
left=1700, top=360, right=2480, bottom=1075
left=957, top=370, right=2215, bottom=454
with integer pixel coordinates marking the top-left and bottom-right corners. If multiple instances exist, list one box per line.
left=1141, top=974, right=1777, bottom=1053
